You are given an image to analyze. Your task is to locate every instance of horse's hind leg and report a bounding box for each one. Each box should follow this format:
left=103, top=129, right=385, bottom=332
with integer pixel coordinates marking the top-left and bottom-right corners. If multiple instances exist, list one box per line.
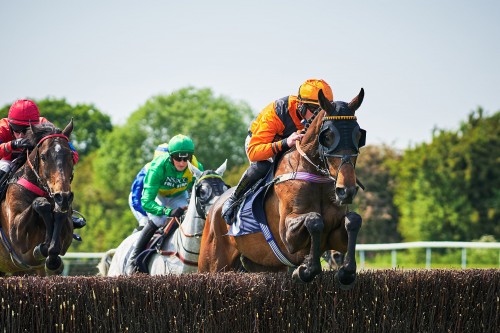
left=335, top=212, right=362, bottom=290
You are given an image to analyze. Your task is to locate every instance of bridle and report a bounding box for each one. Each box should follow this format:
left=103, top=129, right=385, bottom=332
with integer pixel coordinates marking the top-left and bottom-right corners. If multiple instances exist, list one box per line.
left=25, top=133, right=70, bottom=198
left=293, top=112, right=366, bottom=190
left=176, top=173, right=226, bottom=238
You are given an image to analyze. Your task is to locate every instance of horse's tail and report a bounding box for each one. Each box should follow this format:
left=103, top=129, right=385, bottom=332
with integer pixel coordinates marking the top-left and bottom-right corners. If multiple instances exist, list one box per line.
left=96, top=248, right=116, bottom=276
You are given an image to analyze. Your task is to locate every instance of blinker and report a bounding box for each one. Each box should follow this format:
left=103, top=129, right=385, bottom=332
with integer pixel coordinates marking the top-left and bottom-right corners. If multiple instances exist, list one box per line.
left=319, top=118, right=367, bottom=156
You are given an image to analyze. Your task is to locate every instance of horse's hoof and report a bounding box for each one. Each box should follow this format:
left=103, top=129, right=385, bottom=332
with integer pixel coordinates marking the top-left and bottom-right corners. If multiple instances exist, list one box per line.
left=33, top=244, right=47, bottom=261
left=334, top=270, right=356, bottom=290
left=292, top=265, right=315, bottom=283
left=45, top=256, right=64, bottom=275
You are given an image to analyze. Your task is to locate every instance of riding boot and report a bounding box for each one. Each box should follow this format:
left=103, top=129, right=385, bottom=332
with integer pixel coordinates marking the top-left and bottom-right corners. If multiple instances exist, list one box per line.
left=0, top=170, right=7, bottom=182
left=222, top=161, right=271, bottom=225
left=125, top=219, right=158, bottom=275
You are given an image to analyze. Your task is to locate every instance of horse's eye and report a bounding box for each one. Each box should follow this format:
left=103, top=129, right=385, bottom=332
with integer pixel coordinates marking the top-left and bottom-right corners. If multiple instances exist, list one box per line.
left=319, top=130, right=335, bottom=147
left=40, top=154, right=47, bottom=162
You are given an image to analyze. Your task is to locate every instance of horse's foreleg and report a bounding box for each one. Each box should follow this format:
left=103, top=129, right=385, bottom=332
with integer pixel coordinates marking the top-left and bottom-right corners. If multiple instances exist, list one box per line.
left=32, top=197, right=53, bottom=260
left=285, top=212, right=324, bottom=283
left=335, top=212, right=362, bottom=290
left=43, top=212, right=69, bottom=275
left=32, top=198, right=65, bottom=275
left=49, top=212, right=68, bottom=256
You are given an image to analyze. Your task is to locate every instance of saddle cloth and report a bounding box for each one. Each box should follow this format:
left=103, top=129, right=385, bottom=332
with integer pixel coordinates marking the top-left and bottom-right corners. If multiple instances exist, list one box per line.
left=227, top=171, right=273, bottom=237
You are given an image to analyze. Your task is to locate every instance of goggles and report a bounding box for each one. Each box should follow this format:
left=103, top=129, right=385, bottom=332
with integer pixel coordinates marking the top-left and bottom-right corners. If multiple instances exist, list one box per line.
left=172, top=153, right=192, bottom=162
left=10, top=124, right=28, bottom=134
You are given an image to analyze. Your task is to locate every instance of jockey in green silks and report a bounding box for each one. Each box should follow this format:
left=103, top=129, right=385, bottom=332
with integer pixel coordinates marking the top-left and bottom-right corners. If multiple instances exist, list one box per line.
left=125, top=134, right=204, bottom=274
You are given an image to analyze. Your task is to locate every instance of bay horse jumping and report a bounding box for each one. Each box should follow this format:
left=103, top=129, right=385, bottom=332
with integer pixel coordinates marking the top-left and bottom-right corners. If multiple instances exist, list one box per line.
left=0, top=121, right=75, bottom=276
left=198, top=89, right=366, bottom=288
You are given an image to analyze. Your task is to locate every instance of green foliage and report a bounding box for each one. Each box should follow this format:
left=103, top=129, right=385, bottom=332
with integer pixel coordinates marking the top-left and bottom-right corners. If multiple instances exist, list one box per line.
left=70, top=152, right=134, bottom=252
left=393, top=108, right=500, bottom=241
left=0, top=97, right=112, bottom=158
left=351, top=144, right=402, bottom=243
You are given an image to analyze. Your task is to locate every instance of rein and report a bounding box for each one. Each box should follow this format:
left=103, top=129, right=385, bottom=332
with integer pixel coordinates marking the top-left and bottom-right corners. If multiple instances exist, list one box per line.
left=295, top=140, right=334, bottom=178
left=174, top=216, right=203, bottom=238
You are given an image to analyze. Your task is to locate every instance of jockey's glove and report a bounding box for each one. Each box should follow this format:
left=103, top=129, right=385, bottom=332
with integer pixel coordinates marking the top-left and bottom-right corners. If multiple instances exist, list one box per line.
left=168, top=207, right=185, bottom=218
left=11, top=138, right=33, bottom=150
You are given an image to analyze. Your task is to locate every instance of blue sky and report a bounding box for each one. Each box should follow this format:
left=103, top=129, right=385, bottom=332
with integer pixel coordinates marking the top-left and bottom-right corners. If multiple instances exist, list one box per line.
left=1, top=1, right=499, bottom=149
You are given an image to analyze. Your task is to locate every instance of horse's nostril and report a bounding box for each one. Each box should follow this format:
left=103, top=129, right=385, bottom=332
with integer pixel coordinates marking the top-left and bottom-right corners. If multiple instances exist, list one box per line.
left=54, top=193, right=63, bottom=204
left=336, top=187, right=346, bottom=198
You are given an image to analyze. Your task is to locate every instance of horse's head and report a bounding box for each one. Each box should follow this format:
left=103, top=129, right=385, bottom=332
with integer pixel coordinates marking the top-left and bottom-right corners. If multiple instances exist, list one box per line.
left=26, top=120, right=75, bottom=213
left=188, top=160, right=229, bottom=218
left=302, top=88, right=366, bottom=205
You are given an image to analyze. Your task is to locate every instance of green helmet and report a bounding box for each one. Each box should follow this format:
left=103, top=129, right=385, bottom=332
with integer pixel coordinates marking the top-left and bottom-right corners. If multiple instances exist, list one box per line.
left=168, top=134, right=195, bottom=155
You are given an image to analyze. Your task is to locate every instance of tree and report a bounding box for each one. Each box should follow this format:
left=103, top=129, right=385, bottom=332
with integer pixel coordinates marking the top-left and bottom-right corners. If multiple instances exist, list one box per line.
left=393, top=108, right=500, bottom=241
left=351, top=145, right=402, bottom=244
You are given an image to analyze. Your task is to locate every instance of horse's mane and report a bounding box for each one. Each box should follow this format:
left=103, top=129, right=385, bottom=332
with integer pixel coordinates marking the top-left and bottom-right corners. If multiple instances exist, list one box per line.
left=25, top=123, right=62, bottom=146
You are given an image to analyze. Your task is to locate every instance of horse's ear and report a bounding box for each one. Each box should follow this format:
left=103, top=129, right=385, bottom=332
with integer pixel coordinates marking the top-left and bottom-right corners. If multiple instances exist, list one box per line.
left=63, top=118, right=74, bottom=138
left=348, top=88, right=364, bottom=113
left=318, top=89, right=335, bottom=114
left=187, top=161, right=202, bottom=179
left=215, top=159, right=227, bottom=176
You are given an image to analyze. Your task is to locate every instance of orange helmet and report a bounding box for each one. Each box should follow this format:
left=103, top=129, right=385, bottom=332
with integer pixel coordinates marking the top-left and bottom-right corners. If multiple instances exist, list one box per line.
left=8, top=99, right=41, bottom=126
left=297, top=79, right=333, bottom=105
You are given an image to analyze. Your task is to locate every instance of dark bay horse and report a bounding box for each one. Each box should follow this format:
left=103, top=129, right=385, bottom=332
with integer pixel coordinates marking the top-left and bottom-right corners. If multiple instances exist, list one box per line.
left=199, top=89, right=366, bottom=288
left=0, top=121, right=75, bottom=276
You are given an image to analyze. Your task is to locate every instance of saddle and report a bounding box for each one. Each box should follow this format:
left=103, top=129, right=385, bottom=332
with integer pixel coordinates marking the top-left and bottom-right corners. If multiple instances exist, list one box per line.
left=227, top=169, right=274, bottom=237
left=0, top=155, right=25, bottom=201
left=135, top=218, right=180, bottom=273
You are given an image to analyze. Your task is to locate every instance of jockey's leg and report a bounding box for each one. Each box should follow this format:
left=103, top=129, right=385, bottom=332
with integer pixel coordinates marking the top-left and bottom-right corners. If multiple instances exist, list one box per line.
left=222, top=160, right=272, bottom=225
left=124, top=219, right=158, bottom=275
left=0, top=160, right=12, bottom=193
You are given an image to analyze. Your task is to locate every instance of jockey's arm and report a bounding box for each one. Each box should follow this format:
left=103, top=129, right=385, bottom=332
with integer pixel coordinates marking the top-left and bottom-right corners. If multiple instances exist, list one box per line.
left=246, top=109, right=286, bottom=162
left=141, top=163, right=170, bottom=216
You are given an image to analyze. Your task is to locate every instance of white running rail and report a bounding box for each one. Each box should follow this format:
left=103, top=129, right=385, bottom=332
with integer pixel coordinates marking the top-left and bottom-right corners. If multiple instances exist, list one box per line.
left=62, top=241, right=500, bottom=274
left=357, top=241, right=500, bottom=269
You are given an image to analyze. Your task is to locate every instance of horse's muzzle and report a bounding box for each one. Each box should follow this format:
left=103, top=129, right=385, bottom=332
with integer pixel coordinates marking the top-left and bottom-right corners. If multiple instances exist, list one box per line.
left=335, top=186, right=358, bottom=205
left=53, top=191, right=74, bottom=213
